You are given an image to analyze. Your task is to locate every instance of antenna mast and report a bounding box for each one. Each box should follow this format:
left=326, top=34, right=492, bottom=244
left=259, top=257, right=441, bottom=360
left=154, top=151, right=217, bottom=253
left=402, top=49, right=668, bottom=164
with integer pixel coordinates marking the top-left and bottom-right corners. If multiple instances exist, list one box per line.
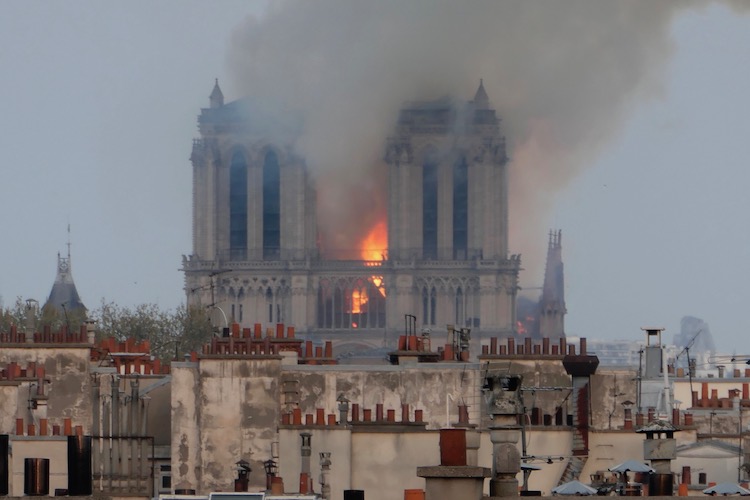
left=676, top=329, right=701, bottom=407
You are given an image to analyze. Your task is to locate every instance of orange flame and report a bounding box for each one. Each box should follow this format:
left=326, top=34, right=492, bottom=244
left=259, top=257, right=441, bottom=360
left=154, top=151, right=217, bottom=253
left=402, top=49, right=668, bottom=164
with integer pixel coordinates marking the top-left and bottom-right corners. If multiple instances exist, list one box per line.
left=360, top=220, right=387, bottom=261
left=351, top=289, right=367, bottom=314
left=349, top=220, right=389, bottom=321
left=361, top=220, right=387, bottom=298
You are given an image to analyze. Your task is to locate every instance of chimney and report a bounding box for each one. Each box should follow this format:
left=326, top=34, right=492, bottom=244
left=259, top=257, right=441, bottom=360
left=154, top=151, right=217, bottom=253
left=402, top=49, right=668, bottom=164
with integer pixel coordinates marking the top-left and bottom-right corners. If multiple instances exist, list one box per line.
left=319, top=452, right=331, bottom=500
left=299, top=432, right=312, bottom=494
left=234, top=460, right=251, bottom=492
left=24, top=299, right=38, bottom=343
left=623, top=407, right=633, bottom=430
left=85, top=320, right=96, bottom=344
left=458, top=404, right=469, bottom=425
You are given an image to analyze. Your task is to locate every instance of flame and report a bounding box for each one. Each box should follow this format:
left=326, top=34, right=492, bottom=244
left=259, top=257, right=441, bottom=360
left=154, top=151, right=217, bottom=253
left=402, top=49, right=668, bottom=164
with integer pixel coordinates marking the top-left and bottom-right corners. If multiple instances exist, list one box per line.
left=516, top=320, right=527, bottom=336
left=362, top=221, right=387, bottom=297
left=516, top=315, right=536, bottom=336
left=348, top=220, right=389, bottom=322
left=360, top=220, right=387, bottom=261
left=351, top=289, right=367, bottom=314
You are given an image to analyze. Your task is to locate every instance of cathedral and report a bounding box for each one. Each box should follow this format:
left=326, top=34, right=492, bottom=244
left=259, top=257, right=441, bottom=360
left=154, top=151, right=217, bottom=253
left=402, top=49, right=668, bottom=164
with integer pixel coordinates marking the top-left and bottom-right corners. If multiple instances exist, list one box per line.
left=183, top=80, right=542, bottom=353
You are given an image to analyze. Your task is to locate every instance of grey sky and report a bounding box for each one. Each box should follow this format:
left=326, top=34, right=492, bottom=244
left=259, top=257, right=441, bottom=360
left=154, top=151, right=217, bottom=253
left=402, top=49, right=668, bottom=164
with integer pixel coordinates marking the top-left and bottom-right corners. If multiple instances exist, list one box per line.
left=555, top=5, right=750, bottom=352
left=1, top=2, right=748, bottom=353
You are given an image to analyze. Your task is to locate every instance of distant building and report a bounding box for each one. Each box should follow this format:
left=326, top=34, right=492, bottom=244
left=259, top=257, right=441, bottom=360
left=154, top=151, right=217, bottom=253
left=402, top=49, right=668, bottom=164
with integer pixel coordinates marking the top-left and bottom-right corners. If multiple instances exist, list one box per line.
left=42, top=249, right=86, bottom=318
left=183, top=80, right=521, bottom=353
left=674, top=316, right=716, bottom=355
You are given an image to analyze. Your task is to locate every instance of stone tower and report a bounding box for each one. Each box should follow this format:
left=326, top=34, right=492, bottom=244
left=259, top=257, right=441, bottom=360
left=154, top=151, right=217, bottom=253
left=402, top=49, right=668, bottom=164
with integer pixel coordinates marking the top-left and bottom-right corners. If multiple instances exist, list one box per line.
left=43, top=230, right=86, bottom=317
left=384, top=80, right=519, bottom=339
left=184, top=80, right=520, bottom=353
left=185, top=80, right=317, bottom=327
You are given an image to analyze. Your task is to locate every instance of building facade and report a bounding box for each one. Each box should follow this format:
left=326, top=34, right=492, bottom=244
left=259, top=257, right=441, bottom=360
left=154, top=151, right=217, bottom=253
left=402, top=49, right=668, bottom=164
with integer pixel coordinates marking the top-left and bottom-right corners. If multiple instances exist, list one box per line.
left=183, top=81, right=521, bottom=353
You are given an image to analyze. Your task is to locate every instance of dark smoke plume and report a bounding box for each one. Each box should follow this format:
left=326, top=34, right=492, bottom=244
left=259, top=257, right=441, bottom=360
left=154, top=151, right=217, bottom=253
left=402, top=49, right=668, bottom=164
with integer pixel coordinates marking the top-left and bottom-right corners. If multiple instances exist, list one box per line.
left=227, top=0, right=745, bottom=279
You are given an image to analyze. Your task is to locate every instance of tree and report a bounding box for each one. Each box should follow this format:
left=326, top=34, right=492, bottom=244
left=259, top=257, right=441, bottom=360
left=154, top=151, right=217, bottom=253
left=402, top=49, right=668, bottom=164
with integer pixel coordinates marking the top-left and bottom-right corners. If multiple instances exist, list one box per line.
left=89, top=301, right=213, bottom=362
left=1, top=299, right=214, bottom=362
left=0, top=297, right=32, bottom=333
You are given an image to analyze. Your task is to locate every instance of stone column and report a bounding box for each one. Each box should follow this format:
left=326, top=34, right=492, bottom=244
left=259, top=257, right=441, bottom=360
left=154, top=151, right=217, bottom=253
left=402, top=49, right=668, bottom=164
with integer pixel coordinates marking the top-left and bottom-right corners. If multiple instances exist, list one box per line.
left=489, top=422, right=521, bottom=496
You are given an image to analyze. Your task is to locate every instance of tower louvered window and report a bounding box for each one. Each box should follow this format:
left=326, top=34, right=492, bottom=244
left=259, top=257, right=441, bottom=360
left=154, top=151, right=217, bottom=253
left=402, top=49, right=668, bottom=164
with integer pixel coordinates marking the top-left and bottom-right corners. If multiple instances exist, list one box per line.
left=423, top=160, right=438, bottom=260
left=263, top=151, right=281, bottom=259
left=229, top=151, right=248, bottom=260
left=453, top=156, right=468, bottom=259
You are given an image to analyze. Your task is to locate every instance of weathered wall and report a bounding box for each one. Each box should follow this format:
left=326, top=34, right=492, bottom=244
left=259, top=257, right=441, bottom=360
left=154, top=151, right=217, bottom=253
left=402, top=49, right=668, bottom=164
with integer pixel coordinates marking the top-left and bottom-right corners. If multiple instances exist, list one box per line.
left=172, top=350, right=740, bottom=499
left=172, top=358, right=282, bottom=493
left=171, top=362, right=201, bottom=492
left=0, top=347, right=92, bottom=432
left=283, top=359, right=572, bottom=430
left=590, top=367, right=638, bottom=430
left=283, top=364, right=483, bottom=429
left=0, top=385, right=20, bottom=434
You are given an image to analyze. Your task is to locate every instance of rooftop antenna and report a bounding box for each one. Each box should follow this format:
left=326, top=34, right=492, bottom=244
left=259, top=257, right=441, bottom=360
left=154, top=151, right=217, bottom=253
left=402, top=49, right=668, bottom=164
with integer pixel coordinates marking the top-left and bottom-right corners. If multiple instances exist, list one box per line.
left=676, top=329, right=701, bottom=408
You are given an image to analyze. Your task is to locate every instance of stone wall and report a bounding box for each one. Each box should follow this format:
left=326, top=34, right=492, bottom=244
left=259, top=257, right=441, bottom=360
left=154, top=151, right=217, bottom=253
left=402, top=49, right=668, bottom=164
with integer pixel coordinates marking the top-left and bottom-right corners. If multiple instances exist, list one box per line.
left=171, top=357, right=282, bottom=493
left=0, top=346, right=92, bottom=433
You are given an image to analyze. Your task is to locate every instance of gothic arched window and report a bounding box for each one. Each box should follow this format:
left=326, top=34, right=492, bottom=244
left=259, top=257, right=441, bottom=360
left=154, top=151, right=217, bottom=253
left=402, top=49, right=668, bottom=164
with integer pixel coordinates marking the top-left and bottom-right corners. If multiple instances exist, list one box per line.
left=422, top=286, right=437, bottom=326
left=263, top=151, right=281, bottom=259
left=316, top=277, right=385, bottom=330
left=266, top=287, right=274, bottom=323
left=229, top=151, right=248, bottom=259
left=455, top=287, right=464, bottom=326
left=430, top=287, right=437, bottom=325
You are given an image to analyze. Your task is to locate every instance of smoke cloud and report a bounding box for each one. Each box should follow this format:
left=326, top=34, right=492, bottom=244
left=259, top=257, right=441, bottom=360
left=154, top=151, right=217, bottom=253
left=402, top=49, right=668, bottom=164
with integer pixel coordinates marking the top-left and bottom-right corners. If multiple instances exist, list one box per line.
left=227, top=0, right=741, bottom=282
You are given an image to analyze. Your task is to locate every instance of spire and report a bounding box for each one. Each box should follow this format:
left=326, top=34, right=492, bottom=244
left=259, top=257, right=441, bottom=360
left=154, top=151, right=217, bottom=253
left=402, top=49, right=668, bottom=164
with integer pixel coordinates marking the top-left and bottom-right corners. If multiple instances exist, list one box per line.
left=209, top=78, right=224, bottom=108
left=541, top=230, right=564, bottom=302
left=43, top=230, right=86, bottom=316
left=473, top=78, right=489, bottom=108
left=538, top=229, right=566, bottom=340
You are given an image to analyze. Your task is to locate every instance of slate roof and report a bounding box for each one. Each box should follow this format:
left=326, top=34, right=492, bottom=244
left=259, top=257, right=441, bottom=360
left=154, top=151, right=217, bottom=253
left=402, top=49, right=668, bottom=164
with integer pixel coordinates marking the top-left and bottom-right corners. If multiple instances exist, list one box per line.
left=43, top=253, right=86, bottom=314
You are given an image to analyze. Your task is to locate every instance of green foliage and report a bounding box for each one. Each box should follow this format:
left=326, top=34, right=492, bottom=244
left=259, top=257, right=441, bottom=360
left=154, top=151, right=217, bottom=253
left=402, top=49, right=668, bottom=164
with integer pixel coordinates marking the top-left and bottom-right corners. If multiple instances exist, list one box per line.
left=89, top=300, right=213, bottom=362
left=0, top=298, right=214, bottom=362
left=0, top=296, right=86, bottom=333
left=0, top=297, right=31, bottom=332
